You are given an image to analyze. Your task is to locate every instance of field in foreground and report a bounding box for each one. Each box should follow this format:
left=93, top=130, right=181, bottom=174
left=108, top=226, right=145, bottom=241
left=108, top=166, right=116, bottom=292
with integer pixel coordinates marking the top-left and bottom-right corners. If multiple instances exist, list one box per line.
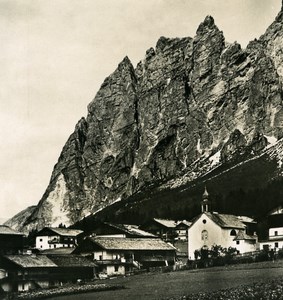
left=48, top=261, right=283, bottom=300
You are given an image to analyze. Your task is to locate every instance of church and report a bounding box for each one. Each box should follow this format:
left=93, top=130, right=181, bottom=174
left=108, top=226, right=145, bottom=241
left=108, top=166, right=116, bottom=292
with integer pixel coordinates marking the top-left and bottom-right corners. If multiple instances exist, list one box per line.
left=188, top=188, right=258, bottom=259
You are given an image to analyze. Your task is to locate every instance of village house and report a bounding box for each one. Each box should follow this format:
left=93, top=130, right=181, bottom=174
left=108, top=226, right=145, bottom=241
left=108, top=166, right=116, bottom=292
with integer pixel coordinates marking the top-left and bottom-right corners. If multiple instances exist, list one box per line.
left=74, top=237, right=176, bottom=276
left=35, top=227, right=83, bottom=250
left=175, top=220, right=192, bottom=241
left=188, top=189, right=258, bottom=259
left=45, top=254, right=97, bottom=282
left=140, top=218, right=178, bottom=241
left=259, top=208, right=283, bottom=251
left=0, top=225, right=24, bottom=255
left=0, top=254, right=57, bottom=292
left=0, top=254, right=96, bottom=293
left=172, top=221, right=192, bottom=259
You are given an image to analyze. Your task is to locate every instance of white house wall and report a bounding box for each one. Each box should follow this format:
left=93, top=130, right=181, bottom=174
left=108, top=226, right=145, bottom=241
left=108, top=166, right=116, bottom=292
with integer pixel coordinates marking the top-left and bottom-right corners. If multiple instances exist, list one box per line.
left=96, top=234, right=126, bottom=238
left=106, top=265, right=125, bottom=276
left=269, top=227, right=283, bottom=238
left=234, top=240, right=257, bottom=253
left=94, top=250, right=121, bottom=260
left=36, top=235, right=76, bottom=250
left=260, top=240, right=283, bottom=250
left=36, top=236, right=50, bottom=249
left=188, top=213, right=222, bottom=259
left=188, top=213, right=256, bottom=259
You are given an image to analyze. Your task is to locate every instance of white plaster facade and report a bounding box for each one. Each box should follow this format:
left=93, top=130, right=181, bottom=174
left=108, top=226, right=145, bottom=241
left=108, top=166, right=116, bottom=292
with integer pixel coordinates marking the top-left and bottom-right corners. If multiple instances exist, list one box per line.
left=234, top=239, right=257, bottom=253
left=260, top=240, right=283, bottom=250
left=188, top=212, right=257, bottom=259
left=35, top=235, right=75, bottom=250
left=100, top=265, right=126, bottom=276
left=269, top=227, right=283, bottom=238
left=93, top=250, right=129, bottom=276
left=259, top=226, right=283, bottom=250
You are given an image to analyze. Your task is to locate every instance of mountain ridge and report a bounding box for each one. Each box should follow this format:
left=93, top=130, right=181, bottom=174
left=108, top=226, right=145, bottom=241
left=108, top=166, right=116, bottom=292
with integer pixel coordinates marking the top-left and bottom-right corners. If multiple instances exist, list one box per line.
left=6, top=4, right=283, bottom=232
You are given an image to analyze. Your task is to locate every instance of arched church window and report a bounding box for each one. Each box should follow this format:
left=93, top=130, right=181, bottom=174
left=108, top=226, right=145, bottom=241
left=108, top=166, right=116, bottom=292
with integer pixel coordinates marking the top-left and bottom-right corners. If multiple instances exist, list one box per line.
left=230, top=229, right=237, bottom=236
left=201, top=230, right=208, bottom=241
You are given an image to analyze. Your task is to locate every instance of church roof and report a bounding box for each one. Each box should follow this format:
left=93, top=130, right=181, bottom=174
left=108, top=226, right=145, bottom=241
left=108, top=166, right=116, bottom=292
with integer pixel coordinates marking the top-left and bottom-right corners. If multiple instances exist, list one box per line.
left=205, top=212, right=246, bottom=229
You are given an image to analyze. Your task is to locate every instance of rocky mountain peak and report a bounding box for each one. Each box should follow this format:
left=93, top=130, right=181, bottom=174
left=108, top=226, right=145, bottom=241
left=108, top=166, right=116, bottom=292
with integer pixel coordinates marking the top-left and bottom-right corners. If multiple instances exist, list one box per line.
left=6, top=5, right=283, bottom=232
left=196, top=15, right=218, bottom=35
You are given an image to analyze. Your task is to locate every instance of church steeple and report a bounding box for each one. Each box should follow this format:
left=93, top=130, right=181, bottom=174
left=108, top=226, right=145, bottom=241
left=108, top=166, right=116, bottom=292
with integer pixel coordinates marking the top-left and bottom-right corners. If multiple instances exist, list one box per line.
left=201, top=186, right=210, bottom=212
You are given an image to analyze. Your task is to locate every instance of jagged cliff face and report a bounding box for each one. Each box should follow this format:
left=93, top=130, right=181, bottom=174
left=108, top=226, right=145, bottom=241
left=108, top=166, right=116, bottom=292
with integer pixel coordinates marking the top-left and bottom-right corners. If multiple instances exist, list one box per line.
left=7, top=3, right=283, bottom=232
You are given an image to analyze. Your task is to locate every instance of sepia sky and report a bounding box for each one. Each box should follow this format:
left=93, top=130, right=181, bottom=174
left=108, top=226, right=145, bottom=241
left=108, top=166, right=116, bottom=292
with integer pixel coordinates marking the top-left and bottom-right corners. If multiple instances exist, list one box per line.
left=0, top=0, right=281, bottom=222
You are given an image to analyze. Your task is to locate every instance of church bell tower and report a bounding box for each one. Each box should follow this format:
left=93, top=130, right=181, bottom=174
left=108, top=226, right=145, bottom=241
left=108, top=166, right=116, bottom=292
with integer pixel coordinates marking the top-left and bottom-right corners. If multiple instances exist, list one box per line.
left=201, top=186, right=210, bottom=213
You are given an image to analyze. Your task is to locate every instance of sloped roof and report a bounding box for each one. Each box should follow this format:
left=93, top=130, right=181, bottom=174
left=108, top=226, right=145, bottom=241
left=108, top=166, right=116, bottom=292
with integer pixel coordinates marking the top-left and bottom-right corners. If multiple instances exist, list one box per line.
left=233, top=230, right=257, bottom=241
left=87, top=237, right=176, bottom=251
left=47, top=255, right=97, bottom=267
left=4, top=255, right=57, bottom=268
left=237, top=216, right=256, bottom=224
left=175, top=220, right=192, bottom=228
left=37, top=227, right=83, bottom=237
left=105, top=223, right=156, bottom=237
left=153, top=218, right=177, bottom=228
left=40, top=247, right=75, bottom=255
left=205, top=212, right=246, bottom=229
left=0, top=225, right=24, bottom=235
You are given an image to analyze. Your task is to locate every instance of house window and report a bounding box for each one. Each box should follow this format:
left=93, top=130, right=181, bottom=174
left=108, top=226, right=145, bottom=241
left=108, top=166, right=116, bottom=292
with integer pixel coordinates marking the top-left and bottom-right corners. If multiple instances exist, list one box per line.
left=99, top=255, right=102, bottom=260
left=202, top=220, right=207, bottom=224
left=236, top=241, right=240, bottom=245
left=275, top=231, right=278, bottom=236
left=275, top=242, right=279, bottom=248
left=201, top=230, right=208, bottom=241
left=230, top=229, right=237, bottom=236
left=39, top=238, right=43, bottom=242
left=114, top=265, right=119, bottom=272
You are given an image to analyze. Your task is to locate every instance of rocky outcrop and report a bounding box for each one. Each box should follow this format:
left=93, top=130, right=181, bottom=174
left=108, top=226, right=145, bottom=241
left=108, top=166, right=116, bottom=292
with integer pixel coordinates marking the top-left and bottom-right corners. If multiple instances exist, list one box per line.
left=4, top=206, right=36, bottom=231
left=8, top=3, right=283, bottom=231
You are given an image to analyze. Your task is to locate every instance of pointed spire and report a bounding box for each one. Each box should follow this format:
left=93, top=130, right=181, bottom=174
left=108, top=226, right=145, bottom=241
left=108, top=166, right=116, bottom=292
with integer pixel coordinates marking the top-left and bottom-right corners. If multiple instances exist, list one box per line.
left=201, top=186, right=210, bottom=213
left=203, top=186, right=209, bottom=199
